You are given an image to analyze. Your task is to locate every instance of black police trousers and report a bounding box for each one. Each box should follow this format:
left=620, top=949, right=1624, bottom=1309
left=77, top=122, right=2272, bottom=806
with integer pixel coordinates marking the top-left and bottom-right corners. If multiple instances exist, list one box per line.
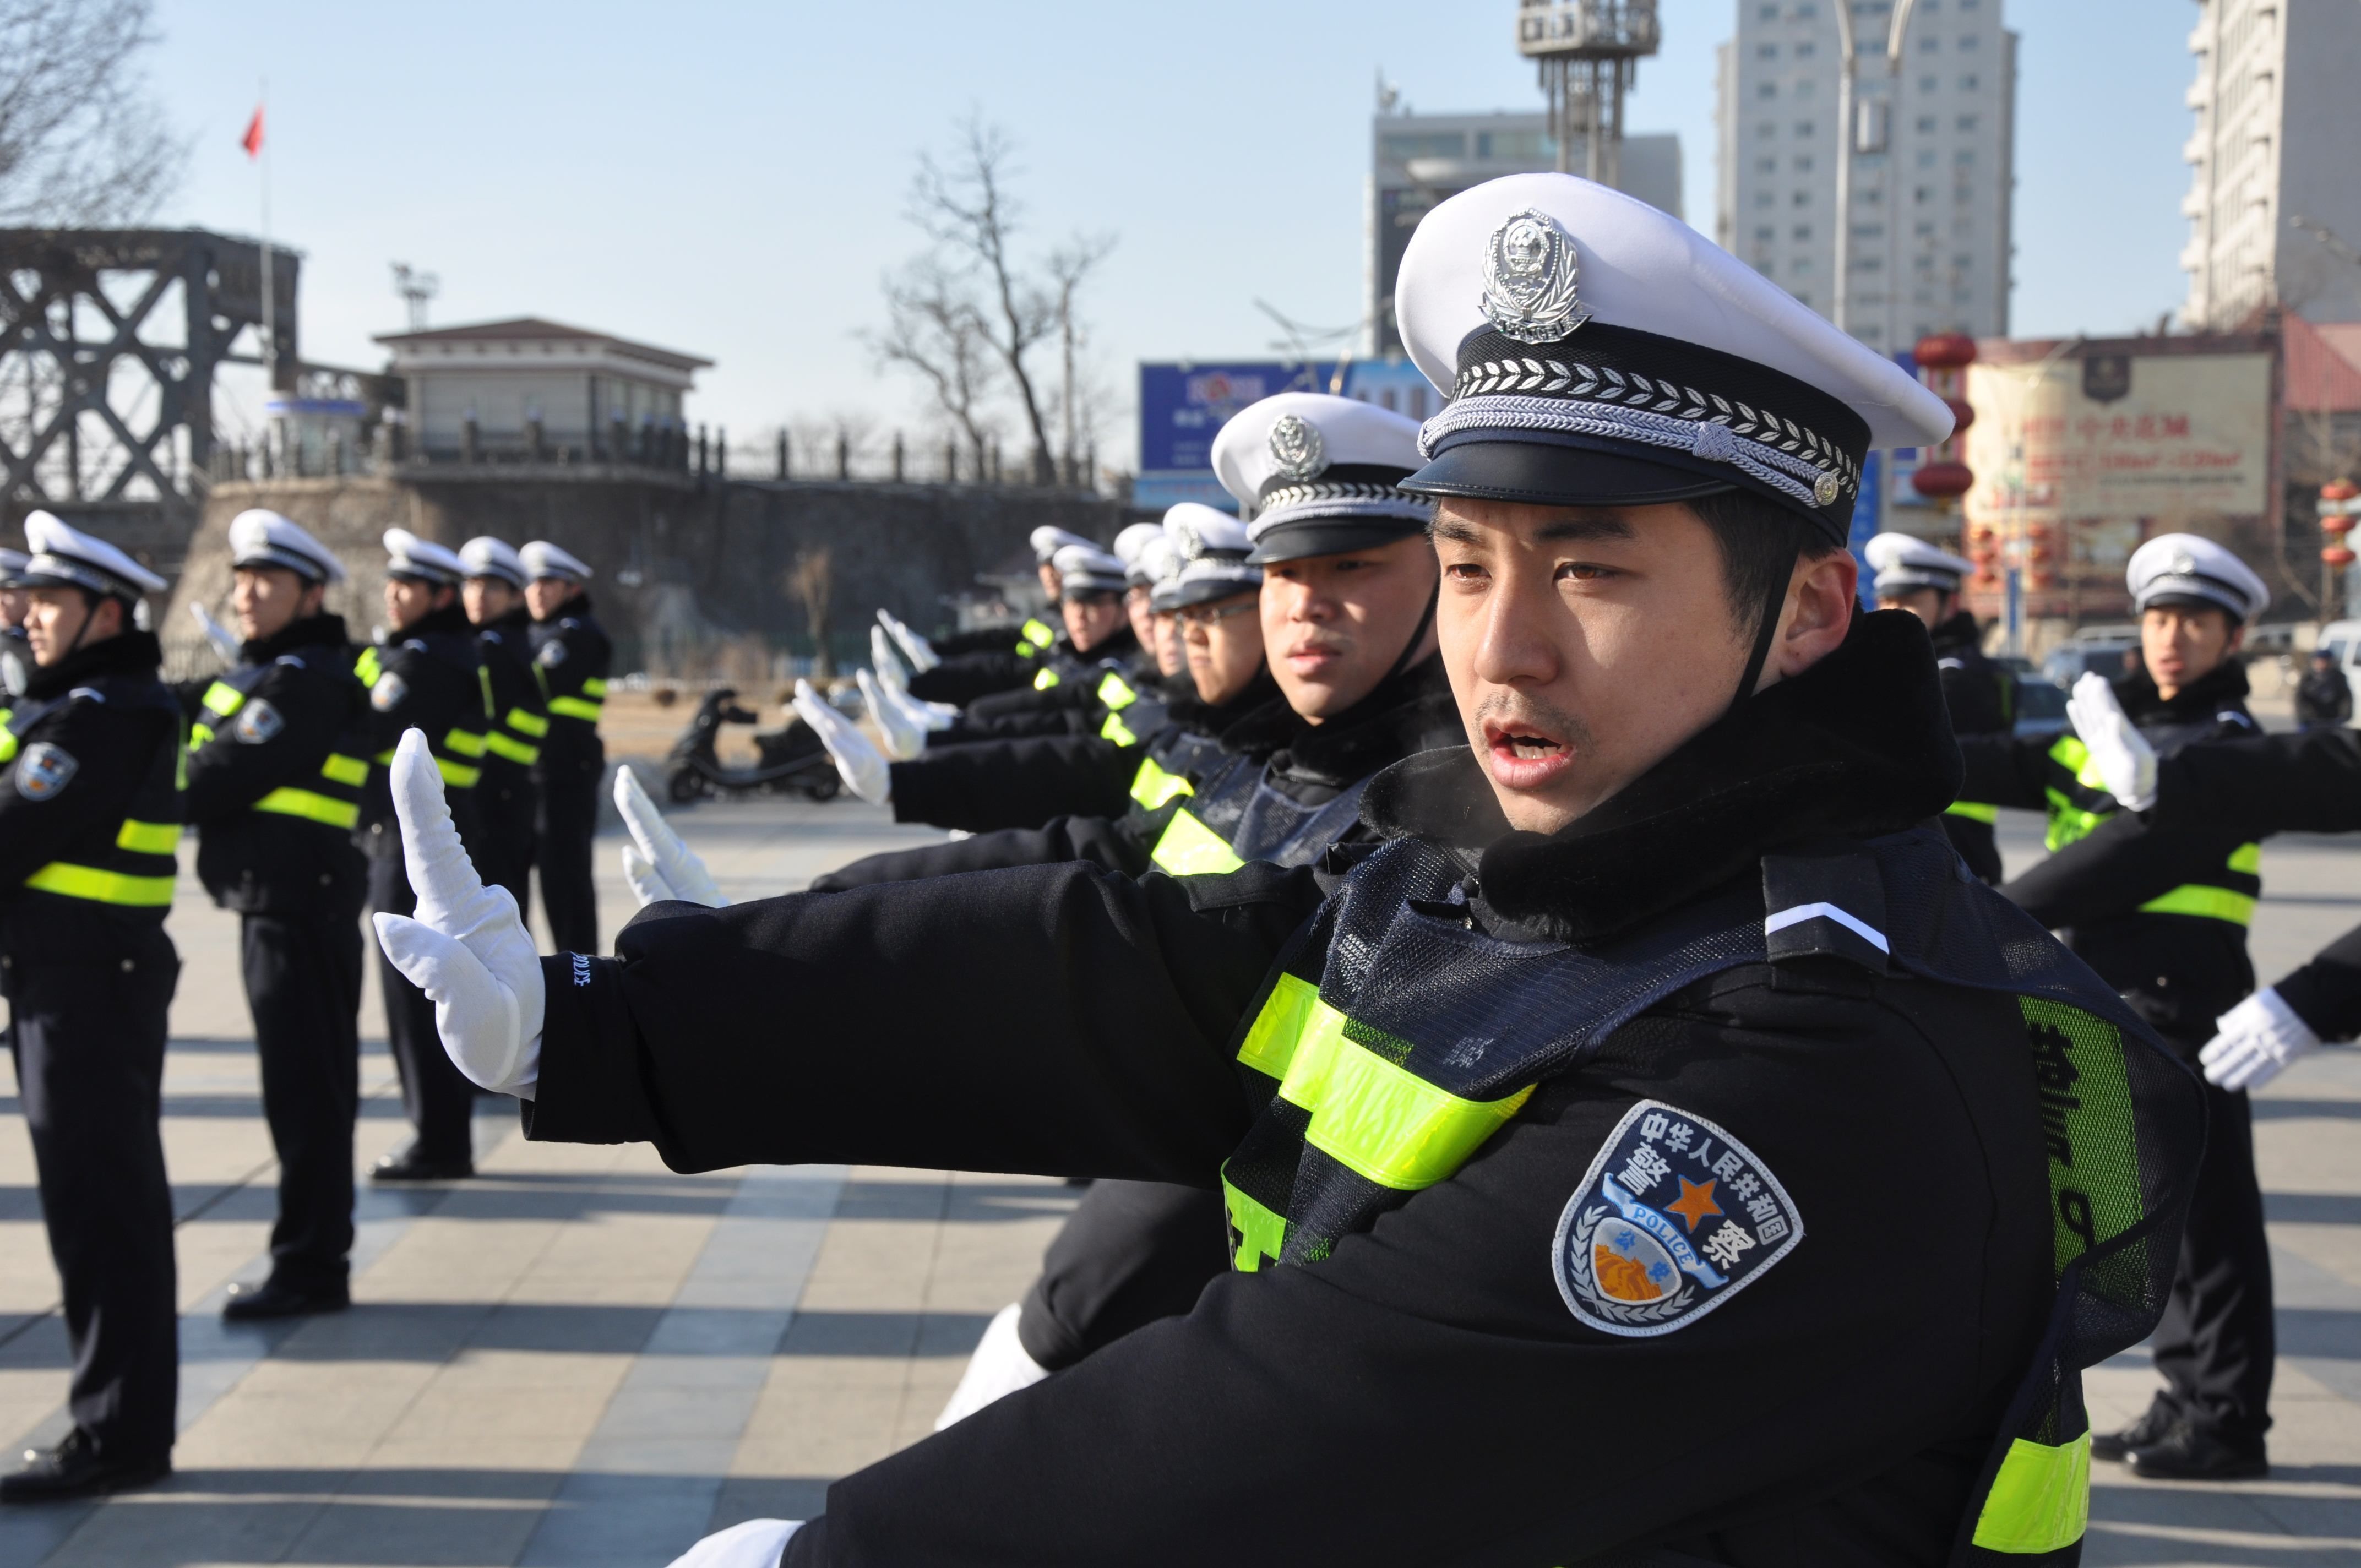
left=242, top=893, right=364, bottom=1293
left=535, top=751, right=600, bottom=956
left=1015, top=1179, right=1229, bottom=1373
left=475, top=770, right=538, bottom=919
left=2151, top=1068, right=2276, bottom=1442
left=367, top=843, right=475, bottom=1168
left=7, top=930, right=179, bottom=1461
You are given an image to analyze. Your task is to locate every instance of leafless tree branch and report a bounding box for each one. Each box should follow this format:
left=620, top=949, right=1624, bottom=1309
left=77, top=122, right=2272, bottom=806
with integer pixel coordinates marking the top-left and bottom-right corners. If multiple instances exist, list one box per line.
left=0, top=0, right=182, bottom=226
left=864, top=254, right=998, bottom=472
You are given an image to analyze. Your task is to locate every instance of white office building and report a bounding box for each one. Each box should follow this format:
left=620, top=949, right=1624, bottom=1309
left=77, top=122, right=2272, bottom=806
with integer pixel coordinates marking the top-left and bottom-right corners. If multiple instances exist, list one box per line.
left=2180, top=0, right=2361, bottom=331
left=1713, top=0, right=2017, bottom=351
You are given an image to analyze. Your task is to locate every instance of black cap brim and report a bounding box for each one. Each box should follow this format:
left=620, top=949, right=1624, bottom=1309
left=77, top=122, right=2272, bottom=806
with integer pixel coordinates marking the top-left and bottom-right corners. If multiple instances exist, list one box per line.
left=1244, top=516, right=1429, bottom=566
left=1402, top=438, right=1736, bottom=511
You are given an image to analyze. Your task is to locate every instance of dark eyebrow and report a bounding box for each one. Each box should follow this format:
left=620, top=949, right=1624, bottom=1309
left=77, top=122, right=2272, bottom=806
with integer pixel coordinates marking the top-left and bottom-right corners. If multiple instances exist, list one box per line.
left=1430, top=518, right=1486, bottom=545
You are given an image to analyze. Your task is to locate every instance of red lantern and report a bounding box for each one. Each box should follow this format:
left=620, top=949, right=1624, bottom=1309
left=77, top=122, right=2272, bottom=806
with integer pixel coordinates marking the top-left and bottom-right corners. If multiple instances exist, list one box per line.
left=2325, top=512, right=2356, bottom=535
left=2323, top=478, right=2359, bottom=503
left=1944, top=397, right=1976, bottom=434
left=1914, top=333, right=1979, bottom=370
left=1911, top=461, right=1974, bottom=499
left=2325, top=546, right=2357, bottom=567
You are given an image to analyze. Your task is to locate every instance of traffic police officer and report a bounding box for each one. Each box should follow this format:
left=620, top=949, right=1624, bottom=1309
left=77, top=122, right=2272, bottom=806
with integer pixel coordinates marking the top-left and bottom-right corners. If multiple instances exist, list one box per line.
left=0, top=513, right=179, bottom=1502
left=459, top=537, right=547, bottom=915
left=520, top=540, right=608, bottom=957
left=1864, top=531, right=2011, bottom=881
left=363, top=529, right=491, bottom=1183
left=377, top=174, right=2202, bottom=1566
left=0, top=547, right=32, bottom=699
left=187, top=510, right=373, bottom=1319
left=904, top=525, right=1100, bottom=707
left=1961, top=532, right=2276, bottom=1478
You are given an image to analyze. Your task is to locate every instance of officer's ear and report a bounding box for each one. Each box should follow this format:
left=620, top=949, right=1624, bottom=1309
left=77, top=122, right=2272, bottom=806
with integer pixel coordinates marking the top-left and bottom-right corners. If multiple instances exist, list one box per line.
left=86, top=594, right=125, bottom=641
left=2226, top=618, right=2247, bottom=655
left=300, top=580, right=328, bottom=619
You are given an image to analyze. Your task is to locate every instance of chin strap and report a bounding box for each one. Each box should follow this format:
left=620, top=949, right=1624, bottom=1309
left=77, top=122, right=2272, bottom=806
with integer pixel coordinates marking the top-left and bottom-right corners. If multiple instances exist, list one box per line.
left=1728, top=549, right=1799, bottom=714
left=1383, top=578, right=1442, bottom=687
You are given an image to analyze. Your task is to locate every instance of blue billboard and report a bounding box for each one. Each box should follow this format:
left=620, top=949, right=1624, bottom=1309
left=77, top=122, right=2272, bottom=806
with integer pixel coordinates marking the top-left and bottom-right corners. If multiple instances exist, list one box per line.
left=1136, top=360, right=1328, bottom=513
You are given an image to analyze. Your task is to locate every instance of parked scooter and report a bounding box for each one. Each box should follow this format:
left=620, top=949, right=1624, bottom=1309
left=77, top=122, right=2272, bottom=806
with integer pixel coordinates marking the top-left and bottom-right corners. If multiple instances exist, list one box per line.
left=663, top=688, right=840, bottom=803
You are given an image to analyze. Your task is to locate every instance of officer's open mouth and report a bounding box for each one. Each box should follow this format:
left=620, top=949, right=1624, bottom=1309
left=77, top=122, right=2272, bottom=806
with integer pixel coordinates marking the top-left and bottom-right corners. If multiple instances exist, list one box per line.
left=1483, top=719, right=1564, bottom=761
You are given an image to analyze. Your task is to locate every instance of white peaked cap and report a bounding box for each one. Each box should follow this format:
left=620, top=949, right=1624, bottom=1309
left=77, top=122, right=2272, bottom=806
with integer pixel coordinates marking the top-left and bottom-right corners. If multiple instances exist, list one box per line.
left=382, top=529, right=465, bottom=585
left=1029, top=526, right=1095, bottom=565
left=1864, top=532, right=1975, bottom=597
left=21, top=510, right=168, bottom=597
left=0, top=548, right=28, bottom=586
left=1113, top=521, right=1168, bottom=568
left=1162, top=502, right=1253, bottom=560
left=1052, top=543, right=1128, bottom=596
left=519, top=540, right=593, bottom=584
left=1394, top=173, right=1954, bottom=542
left=459, top=536, right=527, bottom=589
left=1212, top=393, right=1431, bottom=565
left=229, top=509, right=345, bottom=584
left=2126, top=533, right=2270, bottom=623
left=1129, top=534, right=1183, bottom=590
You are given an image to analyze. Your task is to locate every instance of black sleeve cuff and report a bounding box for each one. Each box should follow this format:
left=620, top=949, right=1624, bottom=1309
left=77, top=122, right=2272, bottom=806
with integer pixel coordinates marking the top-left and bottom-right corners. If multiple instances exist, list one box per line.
left=780, top=1514, right=828, bottom=1566
left=521, top=953, right=661, bottom=1145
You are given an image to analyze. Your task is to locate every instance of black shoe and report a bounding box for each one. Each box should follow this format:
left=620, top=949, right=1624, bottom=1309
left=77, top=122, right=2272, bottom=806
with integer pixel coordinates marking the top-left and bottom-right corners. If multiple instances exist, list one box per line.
left=370, top=1146, right=472, bottom=1183
left=222, top=1278, right=350, bottom=1322
left=0, top=1429, right=169, bottom=1503
left=2125, top=1424, right=2268, bottom=1481
left=2091, top=1402, right=2178, bottom=1462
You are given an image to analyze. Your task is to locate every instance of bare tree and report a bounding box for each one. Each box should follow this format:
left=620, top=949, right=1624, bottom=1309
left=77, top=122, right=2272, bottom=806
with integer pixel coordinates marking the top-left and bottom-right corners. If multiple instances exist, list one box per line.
left=0, top=1, right=181, bottom=225
left=1046, top=232, right=1116, bottom=483
left=869, top=254, right=997, bottom=471
left=787, top=546, right=833, bottom=677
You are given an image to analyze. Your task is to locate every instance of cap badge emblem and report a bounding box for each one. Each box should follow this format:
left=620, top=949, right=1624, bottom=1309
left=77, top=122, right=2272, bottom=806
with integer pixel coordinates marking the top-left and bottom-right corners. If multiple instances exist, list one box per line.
left=1481, top=208, right=1590, bottom=345
left=1267, top=413, right=1325, bottom=482
left=2170, top=553, right=2195, bottom=576
left=1172, top=517, right=1204, bottom=559
left=1813, top=471, right=1843, bottom=508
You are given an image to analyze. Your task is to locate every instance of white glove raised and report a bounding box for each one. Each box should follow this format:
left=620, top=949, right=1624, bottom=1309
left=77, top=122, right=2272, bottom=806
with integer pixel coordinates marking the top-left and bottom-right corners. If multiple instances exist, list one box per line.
left=190, top=602, right=243, bottom=665
left=869, top=625, right=910, bottom=694
left=371, top=729, right=545, bottom=1098
left=2066, top=672, right=2158, bottom=810
left=856, top=668, right=926, bottom=761
left=2201, top=986, right=2323, bottom=1092
left=663, top=1518, right=803, bottom=1568
left=792, top=679, right=891, bottom=805
left=614, top=767, right=727, bottom=909
left=934, top=1302, right=1050, bottom=1430
left=878, top=608, right=939, bottom=672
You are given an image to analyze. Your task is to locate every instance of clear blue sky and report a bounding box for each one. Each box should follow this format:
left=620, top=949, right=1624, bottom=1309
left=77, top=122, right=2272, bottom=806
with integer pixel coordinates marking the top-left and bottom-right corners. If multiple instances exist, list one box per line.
left=146, top=0, right=2197, bottom=466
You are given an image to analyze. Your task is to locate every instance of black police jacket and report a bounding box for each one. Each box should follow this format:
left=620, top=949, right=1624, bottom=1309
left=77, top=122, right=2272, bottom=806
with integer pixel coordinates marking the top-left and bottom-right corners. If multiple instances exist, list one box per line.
left=1930, top=611, right=2009, bottom=735
left=523, top=611, right=2098, bottom=1567
left=0, top=630, right=183, bottom=961
left=528, top=594, right=611, bottom=775
left=185, top=613, right=369, bottom=913
left=474, top=607, right=546, bottom=807
left=2295, top=667, right=2353, bottom=725
left=356, top=602, right=486, bottom=855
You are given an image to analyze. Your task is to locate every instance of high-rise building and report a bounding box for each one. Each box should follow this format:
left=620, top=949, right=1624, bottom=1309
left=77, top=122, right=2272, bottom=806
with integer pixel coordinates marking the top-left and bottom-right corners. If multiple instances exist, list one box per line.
left=2180, top=0, right=2361, bottom=331
left=1713, top=0, right=2017, bottom=352
left=1366, top=111, right=1681, bottom=356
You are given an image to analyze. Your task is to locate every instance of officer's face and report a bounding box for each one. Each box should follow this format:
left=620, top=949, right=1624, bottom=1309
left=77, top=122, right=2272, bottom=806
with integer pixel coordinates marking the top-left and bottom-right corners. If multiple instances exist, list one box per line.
left=1063, top=592, right=1126, bottom=652
left=464, top=576, right=519, bottom=625
left=0, top=587, right=25, bottom=630
left=384, top=575, right=451, bottom=631
left=1433, top=498, right=1856, bottom=834
left=232, top=565, right=319, bottom=643
left=1151, top=611, right=1188, bottom=678
left=1038, top=562, right=1063, bottom=602
left=1875, top=587, right=1946, bottom=629
left=1126, top=585, right=1157, bottom=651
left=1181, top=593, right=1265, bottom=705
left=2141, top=604, right=2242, bottom=699
left=1260, top=535, right=1439, bottom=722
left=24, top=588, right=119, bottom=666
left=525, top=576, right=577, bottom=620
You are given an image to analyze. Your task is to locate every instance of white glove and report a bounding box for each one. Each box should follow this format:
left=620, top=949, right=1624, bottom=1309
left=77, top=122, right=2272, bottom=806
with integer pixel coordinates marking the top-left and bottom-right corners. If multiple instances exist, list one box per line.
left=934, top=1303, right=1050, bottom=1430
left=2066, top=672, right=2158, bottom=810
left=857, top=668, right=926, bottom=760
left=2201, top=986, right=2323, bottom=1092
left=190, top=602, right=242, bottom=665
left=663, top=1518, right=803, bottom=1568
left=371, top=729, right=545, bottom=1098
left=869, top=625, right=909, bottom=694
left=614, top=767, right=727, bottom=909
left=869, top=663, right=955, bottom=734
left=792, top=679, right=891, bottom=805
left=878, top=608, right=939, bottom=672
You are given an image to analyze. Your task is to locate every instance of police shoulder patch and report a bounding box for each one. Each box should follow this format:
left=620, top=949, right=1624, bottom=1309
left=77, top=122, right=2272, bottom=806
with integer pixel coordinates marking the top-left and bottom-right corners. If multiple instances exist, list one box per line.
left=369, top=672, right=409, bottom=712
left=232, top=697, right=284, bottom=744
left=537, top=640, right=569, bottom=667
left=1552, top=1100, right=1803, bottom=1338
left=15, top=742, right=78, bottom=801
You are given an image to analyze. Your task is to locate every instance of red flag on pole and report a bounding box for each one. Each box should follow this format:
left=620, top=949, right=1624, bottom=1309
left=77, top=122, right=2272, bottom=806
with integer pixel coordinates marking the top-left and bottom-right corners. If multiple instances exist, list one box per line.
left=241, top=106, right=265, bottom=159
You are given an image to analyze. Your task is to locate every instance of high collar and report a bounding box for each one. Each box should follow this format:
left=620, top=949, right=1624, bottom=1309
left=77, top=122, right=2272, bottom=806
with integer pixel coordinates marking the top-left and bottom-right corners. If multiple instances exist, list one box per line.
left=532, top=591, right=593, bottom=625
left=486, top=606, right=534, bottom=636
left=392, top=602, right=473, bottom=643
left=23, top=628, right=161, bottom=700
left=1928, top=609, right=1983, bottom=655
left=1074, top=624, right=1140, bottom=666
left=243, top=612, right=350, bottom=665
left=1165, top=666, right=1280, bottom=734
left=1361, top=609, right=1961, bottom=945
left=2113, top=655, right=2249, bottom=725
left=1276, top=655, right=1459, bottom=790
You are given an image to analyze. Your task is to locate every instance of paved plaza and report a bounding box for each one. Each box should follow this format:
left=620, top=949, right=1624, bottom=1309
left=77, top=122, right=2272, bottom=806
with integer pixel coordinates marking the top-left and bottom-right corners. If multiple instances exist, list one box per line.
left=0, top=796, right=2355, bottom=1566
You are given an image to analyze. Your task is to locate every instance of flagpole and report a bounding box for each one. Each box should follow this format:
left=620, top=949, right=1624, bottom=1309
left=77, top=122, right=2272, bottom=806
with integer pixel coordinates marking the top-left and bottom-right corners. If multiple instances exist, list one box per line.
left=257, top=78, right=273, bottom=395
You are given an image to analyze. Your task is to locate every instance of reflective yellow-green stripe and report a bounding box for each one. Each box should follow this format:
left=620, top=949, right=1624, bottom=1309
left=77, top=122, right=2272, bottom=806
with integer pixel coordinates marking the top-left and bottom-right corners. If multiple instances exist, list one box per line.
left=1032, top=667, right=1062, bottom=691
left=25, top=862, right=175, bottom=906
left=253, top=787, right=361, bottom=829
left=1015, top=617, right=1056, bottom=657
left=548, top=695, right=602, bottom=721
left=200, top=681, right=243, bottom=717
left=1971, top=1433, right=2090, bottom=1555
left=1237, top=972, right=1321, bottom=1081
left=1096, top=672, right=1137, bottom=709
left=322, top=753, right=368, bottom=786
left=1100, top=711, right=1138, bottom=746
left=114, top=819, right=179, bottom=854
left=505, top=707, right=550, bottom=737
left=1129, top=756, right=1194, bottom=809
left=354, top=647, right=383, bottom=685
left=436, top=756, right=481, bottom=788
left=1270, top=998, right=1533, bottom=1192
left=484, top=731, right=539, bottom=765
left=186, top=723, right=214, bottom=753
left=1946, top=800, right=1999, bottom=823
left=2228, top=842, right=2262, bottom=874
left=582, top=678, right=608, bottom=698
left=2137, top=884, right=2256, bottom=925
left=443, top=728, right=487, bottom=758
left=1150, top=808, right=1244, bottom=875
left=1222, top=1183, right=1291, bottom=1275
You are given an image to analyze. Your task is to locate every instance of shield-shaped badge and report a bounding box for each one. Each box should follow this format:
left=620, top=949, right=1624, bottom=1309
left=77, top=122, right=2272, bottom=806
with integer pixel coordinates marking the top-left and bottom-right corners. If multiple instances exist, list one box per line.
left=15, top=742, right=78, bottom=801
left=232, top=697, right=285, bottom=745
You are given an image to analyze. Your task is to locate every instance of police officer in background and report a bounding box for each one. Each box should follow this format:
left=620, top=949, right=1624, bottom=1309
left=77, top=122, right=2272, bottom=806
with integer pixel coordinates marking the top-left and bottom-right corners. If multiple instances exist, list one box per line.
left=1863, top=531, right=2010, bottom=882
left=0, top=548, right=32, bottom=701
left=519, top=541, right=608, bottom=957
left=458, top=538, right=547, bottom=915
left=186, top=511, right=373, bottom=1319
left=362, top=530, right=491, bottom=1183
left=0, top=514, right=180, bottom=1502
